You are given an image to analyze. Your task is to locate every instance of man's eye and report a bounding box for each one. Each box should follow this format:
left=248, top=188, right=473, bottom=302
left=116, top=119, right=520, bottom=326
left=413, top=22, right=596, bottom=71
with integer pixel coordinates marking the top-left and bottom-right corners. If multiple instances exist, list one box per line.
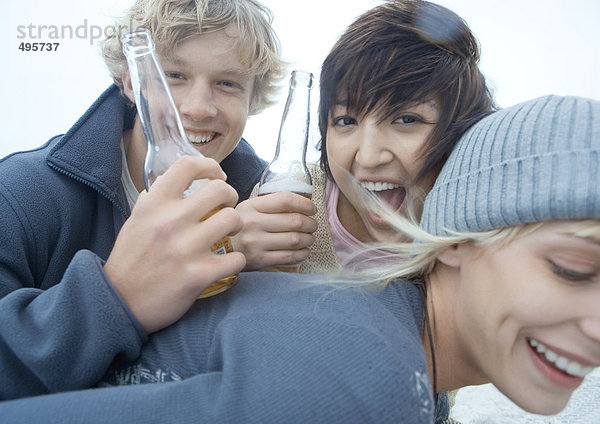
left=332, top=116, right=357, bottom=127
left=218, top=81, right=240, bottom=89
left=165, top=72, right=184, bottom=80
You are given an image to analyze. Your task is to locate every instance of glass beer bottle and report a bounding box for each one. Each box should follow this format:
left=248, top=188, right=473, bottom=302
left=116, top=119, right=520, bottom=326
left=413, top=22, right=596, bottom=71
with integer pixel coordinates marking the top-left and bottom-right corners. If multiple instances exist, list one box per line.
left=121, top=28, right=238, bottom=297
left=258, top=70, right=314, bottom=272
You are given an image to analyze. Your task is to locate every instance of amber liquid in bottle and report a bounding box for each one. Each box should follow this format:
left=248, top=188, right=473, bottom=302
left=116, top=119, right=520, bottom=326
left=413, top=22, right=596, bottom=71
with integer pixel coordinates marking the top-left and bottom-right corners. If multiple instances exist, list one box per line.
left=121, top=29, right=238, bottom=296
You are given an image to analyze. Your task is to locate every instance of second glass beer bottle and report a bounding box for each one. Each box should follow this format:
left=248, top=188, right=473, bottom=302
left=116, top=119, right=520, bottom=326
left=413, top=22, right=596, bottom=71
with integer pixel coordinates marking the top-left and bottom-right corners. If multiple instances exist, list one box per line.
left=258, top=70, right=314, bottom=272
left=121, top=28, right=237, bottom=297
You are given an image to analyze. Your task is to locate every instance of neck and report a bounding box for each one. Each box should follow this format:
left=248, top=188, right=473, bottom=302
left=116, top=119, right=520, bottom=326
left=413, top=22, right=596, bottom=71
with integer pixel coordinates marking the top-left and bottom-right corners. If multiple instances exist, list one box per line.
left=123, top=118, right=147, bottom=193
left=422, top=264, right=489, bottom=393
left=336, top=190, right=372, bottom=243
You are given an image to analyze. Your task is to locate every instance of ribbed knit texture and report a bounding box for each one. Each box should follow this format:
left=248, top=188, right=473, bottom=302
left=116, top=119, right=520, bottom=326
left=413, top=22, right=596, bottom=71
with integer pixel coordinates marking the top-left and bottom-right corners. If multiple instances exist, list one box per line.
left=301, top=163, right=342, bottom=273
left=422, top=95, right=600, bottom=236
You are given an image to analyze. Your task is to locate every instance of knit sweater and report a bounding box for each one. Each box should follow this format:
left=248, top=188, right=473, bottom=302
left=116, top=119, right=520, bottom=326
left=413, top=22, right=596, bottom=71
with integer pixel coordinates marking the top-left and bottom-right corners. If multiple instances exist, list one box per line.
left=301, top=163, right=341, bottom=272
left=0, top=272, right=449, bottom=423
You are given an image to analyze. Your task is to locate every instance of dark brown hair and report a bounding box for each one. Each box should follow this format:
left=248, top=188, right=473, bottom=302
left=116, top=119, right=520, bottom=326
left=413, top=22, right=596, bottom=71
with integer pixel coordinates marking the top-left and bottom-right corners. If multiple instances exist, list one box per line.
left=318, top=0, right=496, bottom=183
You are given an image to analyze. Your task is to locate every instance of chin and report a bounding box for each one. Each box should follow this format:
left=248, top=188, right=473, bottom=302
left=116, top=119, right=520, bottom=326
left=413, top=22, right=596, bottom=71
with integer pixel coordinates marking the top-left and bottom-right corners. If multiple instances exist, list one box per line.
left=509, top=390, right=571, bottom=416
left=195, top=145, right=222, bottom=162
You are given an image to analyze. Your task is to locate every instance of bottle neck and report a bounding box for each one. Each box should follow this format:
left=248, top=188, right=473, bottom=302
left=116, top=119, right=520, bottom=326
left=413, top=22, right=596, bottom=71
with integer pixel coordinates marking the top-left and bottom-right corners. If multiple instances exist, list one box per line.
left=274, top=84, right=310, bottom=163
left=259, top=71, right=313, bottom=195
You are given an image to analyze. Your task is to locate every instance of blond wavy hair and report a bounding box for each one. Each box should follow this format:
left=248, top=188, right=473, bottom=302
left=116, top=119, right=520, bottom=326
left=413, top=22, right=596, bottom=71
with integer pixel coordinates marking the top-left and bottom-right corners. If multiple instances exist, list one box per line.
left=362, top=216, right=600, bottom=286
left=340, top=188, right=600, bottom=285
left=100, top=0, right=286, bottom=114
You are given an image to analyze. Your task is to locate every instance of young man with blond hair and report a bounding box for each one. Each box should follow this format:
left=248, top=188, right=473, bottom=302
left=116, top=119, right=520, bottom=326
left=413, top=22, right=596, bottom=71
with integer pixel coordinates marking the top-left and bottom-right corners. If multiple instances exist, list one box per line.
left=0, top=0, right=317, bottom=400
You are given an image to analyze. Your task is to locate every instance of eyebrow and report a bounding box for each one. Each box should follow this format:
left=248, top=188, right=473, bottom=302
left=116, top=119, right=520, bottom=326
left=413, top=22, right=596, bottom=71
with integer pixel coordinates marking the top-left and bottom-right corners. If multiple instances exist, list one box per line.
left=569, top=234, right=600, bottom=246
left=162, top=55, right=251, bottom=77
left=161, top=54, right=187, bottom=67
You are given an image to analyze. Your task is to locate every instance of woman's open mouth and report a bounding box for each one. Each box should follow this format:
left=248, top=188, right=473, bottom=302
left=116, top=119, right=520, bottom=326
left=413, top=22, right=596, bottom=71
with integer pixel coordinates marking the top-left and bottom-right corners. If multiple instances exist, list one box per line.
left=527, top=337, right=594, bottom=388
left=359, top=181, right=407, bottom=225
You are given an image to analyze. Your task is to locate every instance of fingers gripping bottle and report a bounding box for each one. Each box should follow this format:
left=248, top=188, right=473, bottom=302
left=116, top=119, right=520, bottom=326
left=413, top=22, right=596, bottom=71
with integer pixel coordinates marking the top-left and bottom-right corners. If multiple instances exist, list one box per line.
left=258, top=70, right=314, bottom=272
left=121, top=28, right=237, bottom=298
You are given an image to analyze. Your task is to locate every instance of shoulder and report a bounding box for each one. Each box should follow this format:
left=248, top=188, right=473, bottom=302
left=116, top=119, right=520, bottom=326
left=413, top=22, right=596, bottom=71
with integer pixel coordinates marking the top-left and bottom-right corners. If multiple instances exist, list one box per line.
left=0, top=134, right=97, bottom=199
left=0, top=135, right=76, bottom=211
left=222, top=273, right=426, bottom=356
left=227, top=274, right=435, bottom=421
left=118, top=272, right=435, bottom=421
left=0, top=136, right=56, bottom=179
left=221, top=138, right=268, bottom=201
left=221, top=138, right=267, bottom=171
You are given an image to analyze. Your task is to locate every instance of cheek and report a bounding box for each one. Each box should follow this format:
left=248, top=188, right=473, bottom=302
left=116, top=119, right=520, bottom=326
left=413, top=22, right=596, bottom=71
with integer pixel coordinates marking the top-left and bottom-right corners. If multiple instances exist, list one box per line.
left=454, top=262, right=525, bottom=377
left=325, top=135, right=358, bottom=198
left=170, top=89, right=192, bottom=118
left=396, top=147, right=426, bottom=182
left=327, top=152, right=363, bottom=210
left=459, top=250, right=550, bottom=336
left=456, top=254, right=515, bottom=321
left=387, top=127, right=432, bottom=177
left=169, top=84, right=185, bottom=101
left=222, top=98, right=250, bottom=135
left=327, top=156, right=347, bottom=191
left=325, top=131, right=353, bottom=170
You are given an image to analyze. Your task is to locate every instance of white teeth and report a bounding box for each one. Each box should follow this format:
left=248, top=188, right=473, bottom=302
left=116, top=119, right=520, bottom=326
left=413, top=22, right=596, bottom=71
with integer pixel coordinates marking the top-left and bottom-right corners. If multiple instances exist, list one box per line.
left=360, top=181, right=401, bottom=192
left=528, top=338, right=595, bottom=378
left=186, top=133, right=215, bottom=144
left=545, top=350, right=558, bottom=362
left=566, top=361, right=588, bottom=377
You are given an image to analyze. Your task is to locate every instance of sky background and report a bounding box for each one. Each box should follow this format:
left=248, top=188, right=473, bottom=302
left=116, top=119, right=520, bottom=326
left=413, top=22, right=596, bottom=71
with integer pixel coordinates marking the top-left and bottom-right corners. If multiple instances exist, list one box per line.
left=2, top=0, right=600, bottom=163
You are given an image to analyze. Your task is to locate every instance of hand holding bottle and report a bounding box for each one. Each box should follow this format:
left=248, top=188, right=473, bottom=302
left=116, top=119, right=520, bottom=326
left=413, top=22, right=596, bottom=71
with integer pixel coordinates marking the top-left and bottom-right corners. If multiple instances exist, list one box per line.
left=104, top=155, right=245, bottom=334
left=232, top=192, right=317, bottom=271
left=237, top=70, right=317, bottom=272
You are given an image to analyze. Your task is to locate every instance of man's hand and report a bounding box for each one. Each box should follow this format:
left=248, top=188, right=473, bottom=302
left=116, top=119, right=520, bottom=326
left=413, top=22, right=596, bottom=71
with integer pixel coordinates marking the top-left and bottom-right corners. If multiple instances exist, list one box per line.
left=104, top=156, right=246, bottom=334
left=231, top=192, right=317, bottom=271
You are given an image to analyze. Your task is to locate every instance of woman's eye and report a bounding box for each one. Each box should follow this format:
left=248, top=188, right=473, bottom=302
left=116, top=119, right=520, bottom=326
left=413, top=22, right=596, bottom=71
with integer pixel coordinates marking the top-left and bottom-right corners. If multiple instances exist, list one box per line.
left=332, top=116, right=357, bottom=127
left=394, top=115, right=420, bottom=125
left=550, top=261, right=594, bottom=282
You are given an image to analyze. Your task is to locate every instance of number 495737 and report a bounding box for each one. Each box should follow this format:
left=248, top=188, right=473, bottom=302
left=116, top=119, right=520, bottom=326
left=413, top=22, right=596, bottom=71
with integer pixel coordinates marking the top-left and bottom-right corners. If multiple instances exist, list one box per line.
left=18, top=42, right=60, bottom=52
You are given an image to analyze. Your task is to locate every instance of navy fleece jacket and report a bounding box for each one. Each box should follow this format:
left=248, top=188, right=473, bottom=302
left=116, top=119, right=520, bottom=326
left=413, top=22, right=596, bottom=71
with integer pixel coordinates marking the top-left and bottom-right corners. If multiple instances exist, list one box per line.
left=0, top=85, right=266, bottom=400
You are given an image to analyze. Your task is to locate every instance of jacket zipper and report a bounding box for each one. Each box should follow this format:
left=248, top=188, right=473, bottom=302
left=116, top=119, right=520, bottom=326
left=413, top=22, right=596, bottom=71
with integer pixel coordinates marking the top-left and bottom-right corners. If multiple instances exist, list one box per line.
left=47, top=162, right=129, bottom=218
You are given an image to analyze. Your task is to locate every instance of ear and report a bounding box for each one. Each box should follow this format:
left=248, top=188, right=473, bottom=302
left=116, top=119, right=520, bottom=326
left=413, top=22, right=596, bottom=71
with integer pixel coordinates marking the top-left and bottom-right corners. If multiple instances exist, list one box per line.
left=436, top=244, right=462, bottom=268
left=122, top=73, right=136, bottom=105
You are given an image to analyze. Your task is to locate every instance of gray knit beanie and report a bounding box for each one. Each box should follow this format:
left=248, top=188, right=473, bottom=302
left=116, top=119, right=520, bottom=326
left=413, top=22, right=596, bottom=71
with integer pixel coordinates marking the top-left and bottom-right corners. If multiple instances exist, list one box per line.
left=421, top=95, right=600, bottom=236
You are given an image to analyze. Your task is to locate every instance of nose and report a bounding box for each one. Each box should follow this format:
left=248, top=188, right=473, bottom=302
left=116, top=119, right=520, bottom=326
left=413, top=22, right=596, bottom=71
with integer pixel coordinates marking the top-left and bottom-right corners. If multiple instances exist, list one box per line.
left=354, top=124, right=394, bottom=169
left=178, top=81, right=218, bottom=121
